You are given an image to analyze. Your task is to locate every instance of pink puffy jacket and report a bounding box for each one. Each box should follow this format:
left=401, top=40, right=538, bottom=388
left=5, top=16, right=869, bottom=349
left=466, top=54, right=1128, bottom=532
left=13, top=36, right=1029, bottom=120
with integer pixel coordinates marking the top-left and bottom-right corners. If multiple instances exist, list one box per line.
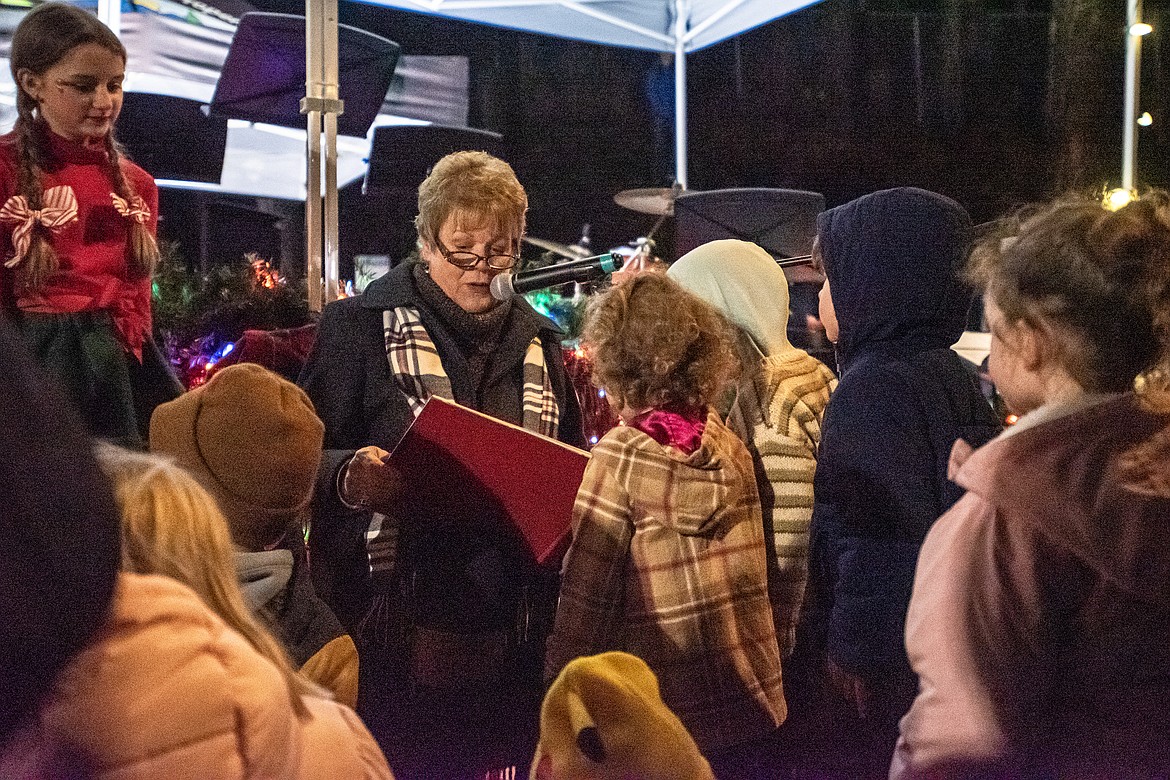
left=1, top=573, right=393, bottom=780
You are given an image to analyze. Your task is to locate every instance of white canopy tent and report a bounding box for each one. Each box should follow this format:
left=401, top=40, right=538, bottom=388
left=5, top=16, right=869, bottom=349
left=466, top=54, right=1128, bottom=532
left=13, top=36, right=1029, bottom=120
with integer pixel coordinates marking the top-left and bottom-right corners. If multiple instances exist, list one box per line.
left=358, top=0, right=824, bottom=189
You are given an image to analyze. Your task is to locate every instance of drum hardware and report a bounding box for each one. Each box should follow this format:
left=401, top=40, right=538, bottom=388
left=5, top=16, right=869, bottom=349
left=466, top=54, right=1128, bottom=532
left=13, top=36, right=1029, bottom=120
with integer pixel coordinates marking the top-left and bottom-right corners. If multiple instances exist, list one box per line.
left=522, top=236, right=591, bottom=260
left=612, top=182, right=685, bottom=216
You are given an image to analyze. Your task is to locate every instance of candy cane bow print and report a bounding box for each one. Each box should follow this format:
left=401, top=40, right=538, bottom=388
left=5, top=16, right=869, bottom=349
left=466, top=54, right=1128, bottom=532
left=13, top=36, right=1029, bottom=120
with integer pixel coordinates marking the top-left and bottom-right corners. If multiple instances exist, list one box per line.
left=111, top=192, right=151, bottom=224
left=0, top=186, right=79, bottom=268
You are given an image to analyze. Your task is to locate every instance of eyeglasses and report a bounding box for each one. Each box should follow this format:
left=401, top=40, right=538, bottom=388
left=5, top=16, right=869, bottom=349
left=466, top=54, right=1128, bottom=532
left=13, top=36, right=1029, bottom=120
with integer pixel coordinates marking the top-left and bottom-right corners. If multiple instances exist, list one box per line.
left=437, top=240, right=519, bottom=271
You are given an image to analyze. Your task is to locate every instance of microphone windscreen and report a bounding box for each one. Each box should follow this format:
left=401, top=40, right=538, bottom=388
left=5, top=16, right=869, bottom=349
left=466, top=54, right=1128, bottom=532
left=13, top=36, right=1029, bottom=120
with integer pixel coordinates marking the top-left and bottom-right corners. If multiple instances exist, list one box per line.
left=490, top=273, right=515, bottom=302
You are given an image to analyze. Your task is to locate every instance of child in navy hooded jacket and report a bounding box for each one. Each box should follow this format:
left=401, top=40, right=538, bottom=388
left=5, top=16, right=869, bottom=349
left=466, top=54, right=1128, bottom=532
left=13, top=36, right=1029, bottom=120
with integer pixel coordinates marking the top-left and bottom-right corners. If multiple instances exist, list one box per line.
left=802, top=188, right=1000, bottom=756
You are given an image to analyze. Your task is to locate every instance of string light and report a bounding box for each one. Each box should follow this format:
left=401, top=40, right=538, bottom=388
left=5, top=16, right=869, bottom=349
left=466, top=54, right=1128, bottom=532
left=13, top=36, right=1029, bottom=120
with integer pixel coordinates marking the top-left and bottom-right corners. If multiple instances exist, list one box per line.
left=1104, top=188, right=1136, bottom=211
left=1130, top=22, right=1153, bottom=36
left=1138, top=112, right=1154, bottom=126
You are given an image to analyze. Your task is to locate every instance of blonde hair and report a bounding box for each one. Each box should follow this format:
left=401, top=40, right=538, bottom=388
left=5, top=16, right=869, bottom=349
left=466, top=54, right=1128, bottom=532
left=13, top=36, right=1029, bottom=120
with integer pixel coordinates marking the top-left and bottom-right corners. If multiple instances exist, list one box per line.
left=95, top=443, right=315, bottom=716
left=582, top=274, right=739, bottom=412
left=414, top=150, right=527, bottom=252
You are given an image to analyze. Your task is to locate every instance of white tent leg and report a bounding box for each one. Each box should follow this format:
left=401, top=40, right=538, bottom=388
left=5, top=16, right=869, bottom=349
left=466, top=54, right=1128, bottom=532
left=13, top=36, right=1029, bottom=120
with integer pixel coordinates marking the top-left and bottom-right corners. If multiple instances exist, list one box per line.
left=1122, top=0, right=1143, bottom=191
left=305, top=109, right=323, bottom=311
left=98, top=0, right=121, bottom=36
left=674, top=0, right=688, bottom=190
left=304, top=0, right=343, bottom=312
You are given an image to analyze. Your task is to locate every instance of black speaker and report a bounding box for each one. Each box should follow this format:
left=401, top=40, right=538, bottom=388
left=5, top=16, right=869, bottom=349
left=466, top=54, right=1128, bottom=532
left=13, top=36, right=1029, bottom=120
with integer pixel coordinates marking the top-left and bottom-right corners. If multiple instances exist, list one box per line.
left=118, top=93, right=227, bottom=183
left=363, top=124, right=504, bottom=194
left=209, top=12, right=400, bottom=138
left=674, top=188, right=825, bottom=259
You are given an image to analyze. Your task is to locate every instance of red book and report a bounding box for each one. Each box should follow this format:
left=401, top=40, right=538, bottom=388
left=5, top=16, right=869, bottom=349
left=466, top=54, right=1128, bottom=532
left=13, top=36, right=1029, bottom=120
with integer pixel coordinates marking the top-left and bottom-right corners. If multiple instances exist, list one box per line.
left=388, top=396, right=590, bottom=566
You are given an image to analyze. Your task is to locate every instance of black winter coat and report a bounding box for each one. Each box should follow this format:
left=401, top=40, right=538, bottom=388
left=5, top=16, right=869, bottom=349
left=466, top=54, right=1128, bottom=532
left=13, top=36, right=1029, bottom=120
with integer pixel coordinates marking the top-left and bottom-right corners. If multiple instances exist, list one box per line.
left=805, top=189, right=1000, bottom=701
left=298, top=261, right=585, bottom=631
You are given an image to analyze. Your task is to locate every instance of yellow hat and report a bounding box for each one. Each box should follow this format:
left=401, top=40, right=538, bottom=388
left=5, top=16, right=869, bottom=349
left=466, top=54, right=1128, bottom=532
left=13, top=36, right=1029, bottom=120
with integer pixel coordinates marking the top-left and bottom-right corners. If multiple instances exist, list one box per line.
left=531, top=652, right=714, bottom=780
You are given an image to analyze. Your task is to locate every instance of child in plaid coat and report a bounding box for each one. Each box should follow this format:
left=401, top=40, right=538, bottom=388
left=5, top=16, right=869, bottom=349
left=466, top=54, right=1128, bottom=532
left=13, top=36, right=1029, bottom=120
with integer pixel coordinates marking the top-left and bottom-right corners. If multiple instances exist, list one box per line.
left=545, top=274, right=786, bottom=775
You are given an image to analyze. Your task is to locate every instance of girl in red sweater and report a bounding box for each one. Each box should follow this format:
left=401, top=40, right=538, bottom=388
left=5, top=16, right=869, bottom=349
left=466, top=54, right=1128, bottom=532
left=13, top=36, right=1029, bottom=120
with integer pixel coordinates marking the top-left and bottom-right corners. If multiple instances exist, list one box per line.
left=1, top=2, right=179, bottom=445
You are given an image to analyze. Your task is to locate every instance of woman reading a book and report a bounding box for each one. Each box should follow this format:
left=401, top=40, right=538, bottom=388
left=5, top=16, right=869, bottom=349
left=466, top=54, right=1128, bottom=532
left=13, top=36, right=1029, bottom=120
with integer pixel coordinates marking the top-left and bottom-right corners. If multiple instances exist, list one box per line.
left=299, top=150, right=584, bottom=777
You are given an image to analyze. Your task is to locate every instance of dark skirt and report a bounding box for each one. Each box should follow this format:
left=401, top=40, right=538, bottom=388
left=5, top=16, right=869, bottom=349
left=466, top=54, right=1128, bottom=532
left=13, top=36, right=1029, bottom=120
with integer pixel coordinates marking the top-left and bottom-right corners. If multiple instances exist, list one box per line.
left=13, top=310, right=182, bottom=448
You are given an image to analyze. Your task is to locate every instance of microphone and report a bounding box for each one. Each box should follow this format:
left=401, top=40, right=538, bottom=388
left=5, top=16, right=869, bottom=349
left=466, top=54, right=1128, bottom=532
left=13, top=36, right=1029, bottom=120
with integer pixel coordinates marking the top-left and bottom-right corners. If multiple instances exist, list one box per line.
left=490, top=252, right=624, bottom=301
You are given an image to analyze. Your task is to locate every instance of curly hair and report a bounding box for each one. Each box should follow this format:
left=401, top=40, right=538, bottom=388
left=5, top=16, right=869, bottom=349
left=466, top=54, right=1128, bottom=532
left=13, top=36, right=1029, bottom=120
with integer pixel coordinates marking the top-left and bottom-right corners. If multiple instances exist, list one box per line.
left=414, top=150, right=527, bottom=252
left=582, top=273, right=739, bottom=412
left=968, top=190, right=1170, bottom=393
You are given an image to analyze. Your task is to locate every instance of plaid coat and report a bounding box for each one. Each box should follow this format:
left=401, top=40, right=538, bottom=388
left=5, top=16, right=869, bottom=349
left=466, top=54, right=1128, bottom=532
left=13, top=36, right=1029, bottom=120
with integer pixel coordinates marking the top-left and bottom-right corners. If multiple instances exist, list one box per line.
left=545, top=411, right=786, bottom=754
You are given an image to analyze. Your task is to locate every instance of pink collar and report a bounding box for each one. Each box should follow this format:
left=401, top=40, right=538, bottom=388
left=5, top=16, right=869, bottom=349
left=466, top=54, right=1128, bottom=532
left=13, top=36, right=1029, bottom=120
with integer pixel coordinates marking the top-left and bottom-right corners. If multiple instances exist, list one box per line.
left=627, top=404, right=707, bottom=455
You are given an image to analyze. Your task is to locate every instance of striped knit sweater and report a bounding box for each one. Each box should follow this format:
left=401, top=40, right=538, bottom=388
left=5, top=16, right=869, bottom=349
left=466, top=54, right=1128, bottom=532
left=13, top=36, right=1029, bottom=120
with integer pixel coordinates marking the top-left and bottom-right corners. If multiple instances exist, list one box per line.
left=731, top=350, right=836, bottom=657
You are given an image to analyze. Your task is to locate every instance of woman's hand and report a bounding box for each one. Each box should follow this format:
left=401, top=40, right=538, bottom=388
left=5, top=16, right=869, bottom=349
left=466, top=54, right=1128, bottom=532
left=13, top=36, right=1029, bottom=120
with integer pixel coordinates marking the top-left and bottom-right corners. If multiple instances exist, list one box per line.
left=341, top=446, right=404, bottom=514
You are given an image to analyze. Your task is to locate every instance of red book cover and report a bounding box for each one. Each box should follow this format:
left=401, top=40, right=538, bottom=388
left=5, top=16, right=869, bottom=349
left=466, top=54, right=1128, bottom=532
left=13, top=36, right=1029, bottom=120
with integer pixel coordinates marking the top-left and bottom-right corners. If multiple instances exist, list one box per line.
left=388, top=396, right=590, bottom=566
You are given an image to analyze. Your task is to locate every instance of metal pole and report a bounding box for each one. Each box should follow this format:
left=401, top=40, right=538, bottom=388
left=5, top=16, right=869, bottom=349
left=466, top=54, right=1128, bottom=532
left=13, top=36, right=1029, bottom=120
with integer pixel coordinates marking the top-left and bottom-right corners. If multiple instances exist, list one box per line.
left=673, top=0, right=688, bottom=190
left=97, top=0, right=121, bottom=36
left=322, top=0, right=341, bottom=304
left=305, top=0, right=324, bottom=312
left=1122, top=0, right=1143, bottom=191
left=303, top=0, right=344, bottom=312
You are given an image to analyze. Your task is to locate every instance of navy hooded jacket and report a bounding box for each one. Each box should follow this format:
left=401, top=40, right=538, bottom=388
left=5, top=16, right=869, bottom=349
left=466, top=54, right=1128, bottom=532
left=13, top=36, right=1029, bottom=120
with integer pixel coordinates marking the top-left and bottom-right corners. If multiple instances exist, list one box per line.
left=806, top=188, right=1001, bottom=689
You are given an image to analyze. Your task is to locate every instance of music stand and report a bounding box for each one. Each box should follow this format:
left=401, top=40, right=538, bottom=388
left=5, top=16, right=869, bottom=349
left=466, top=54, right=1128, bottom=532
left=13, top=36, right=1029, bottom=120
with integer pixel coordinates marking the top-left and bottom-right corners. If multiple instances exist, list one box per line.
left=118, top=93, right=227, bottom=183
left=363, top=124, right=504, bottom=194
left=673, top=188, right=825, bottom=262
left=208, top=12, right=401, bottom=138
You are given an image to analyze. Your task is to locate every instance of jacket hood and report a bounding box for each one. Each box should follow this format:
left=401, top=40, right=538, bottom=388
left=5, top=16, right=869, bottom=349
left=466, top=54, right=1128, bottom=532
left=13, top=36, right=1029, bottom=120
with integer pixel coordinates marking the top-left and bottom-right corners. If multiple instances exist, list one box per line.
left=667, top=239, right=794, bottom=358
left=625, top=412, right=753, bottom=537
left=236, top=548, right=294, bottom=612
left=816, top=187, right=974, bottom=367
left=955, top=394, right=1170, bottom=608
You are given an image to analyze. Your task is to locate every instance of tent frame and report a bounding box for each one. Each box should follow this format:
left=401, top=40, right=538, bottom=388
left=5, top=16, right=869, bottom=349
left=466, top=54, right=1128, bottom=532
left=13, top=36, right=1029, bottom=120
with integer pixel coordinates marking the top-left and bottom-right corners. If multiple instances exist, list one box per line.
left=303, top=0, right=343, bottom=312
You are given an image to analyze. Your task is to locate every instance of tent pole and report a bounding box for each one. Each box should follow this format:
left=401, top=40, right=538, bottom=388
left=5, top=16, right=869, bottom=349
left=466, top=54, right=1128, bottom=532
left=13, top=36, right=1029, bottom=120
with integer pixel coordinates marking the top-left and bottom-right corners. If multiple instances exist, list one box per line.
left=323, top=0, right=341, bottom=304
left=305, top=0, right=323, bottom=312
left=303, top=0, right=344, bottom=311
left=673, top=0, right=687, bottom=190
left=97, top=0, right=121, bottom=36
left=1122, top=0, right=1143, bottom=191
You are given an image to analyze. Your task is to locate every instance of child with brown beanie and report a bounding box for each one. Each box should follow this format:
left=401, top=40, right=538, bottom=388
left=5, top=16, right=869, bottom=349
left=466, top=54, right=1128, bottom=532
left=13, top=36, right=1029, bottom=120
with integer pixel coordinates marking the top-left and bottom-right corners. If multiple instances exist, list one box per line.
left=150, top=362, right=359, bottom=707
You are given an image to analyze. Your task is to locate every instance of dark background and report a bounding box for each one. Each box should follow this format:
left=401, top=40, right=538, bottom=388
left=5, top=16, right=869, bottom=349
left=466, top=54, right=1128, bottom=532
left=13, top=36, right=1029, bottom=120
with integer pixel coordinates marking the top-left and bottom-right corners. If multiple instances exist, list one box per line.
left=158, top=0, right=1169, bottom=276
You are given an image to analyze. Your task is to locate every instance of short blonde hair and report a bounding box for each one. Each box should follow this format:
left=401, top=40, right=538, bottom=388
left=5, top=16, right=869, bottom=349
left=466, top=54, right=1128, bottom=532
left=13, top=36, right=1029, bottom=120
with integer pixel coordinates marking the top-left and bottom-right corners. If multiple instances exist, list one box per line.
left=582, top=274, right=739, bottom=412
left=415, top=151, right=527, bottom=250
left=95, top=444, right=315, bottom=716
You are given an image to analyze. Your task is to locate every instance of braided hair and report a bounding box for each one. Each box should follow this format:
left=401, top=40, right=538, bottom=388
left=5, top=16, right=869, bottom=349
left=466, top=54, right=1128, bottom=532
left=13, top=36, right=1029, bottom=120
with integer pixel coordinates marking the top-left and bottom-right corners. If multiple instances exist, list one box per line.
left=9, top=2, right=158, bottom=289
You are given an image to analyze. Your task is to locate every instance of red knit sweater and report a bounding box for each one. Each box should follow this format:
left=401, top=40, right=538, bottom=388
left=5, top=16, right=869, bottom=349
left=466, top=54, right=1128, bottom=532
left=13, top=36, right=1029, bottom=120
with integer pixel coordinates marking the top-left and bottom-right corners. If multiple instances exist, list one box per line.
left=0, top=129, right=158, bottom=359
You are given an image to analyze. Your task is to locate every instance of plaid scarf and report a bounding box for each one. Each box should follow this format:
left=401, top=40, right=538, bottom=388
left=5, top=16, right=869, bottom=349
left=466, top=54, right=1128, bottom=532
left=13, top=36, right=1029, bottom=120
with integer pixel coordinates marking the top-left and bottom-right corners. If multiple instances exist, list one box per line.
left=382, top=306, right=559, bottom=436
left=363, top=305, right=560, bottom=590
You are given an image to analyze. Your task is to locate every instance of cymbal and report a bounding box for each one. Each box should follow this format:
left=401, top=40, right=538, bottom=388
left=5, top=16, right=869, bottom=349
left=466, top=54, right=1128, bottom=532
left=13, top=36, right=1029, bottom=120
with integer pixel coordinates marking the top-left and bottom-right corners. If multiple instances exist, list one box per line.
left=523, top=236, right=590, bottom=260
left=613, top=187, right=677, bottom=216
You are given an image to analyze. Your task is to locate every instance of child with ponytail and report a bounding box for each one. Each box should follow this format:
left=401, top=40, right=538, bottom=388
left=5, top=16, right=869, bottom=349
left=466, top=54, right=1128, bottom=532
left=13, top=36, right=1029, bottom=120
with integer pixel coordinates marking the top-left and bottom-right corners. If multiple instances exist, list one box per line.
left=1, top=2, right=178, bottom=445
left=892, top=192, right=1170, bottom=778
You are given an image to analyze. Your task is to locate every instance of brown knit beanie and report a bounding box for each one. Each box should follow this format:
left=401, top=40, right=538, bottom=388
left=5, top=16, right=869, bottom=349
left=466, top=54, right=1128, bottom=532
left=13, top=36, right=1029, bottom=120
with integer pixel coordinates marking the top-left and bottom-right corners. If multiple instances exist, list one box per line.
left=149, top=363, right=325, bottom=550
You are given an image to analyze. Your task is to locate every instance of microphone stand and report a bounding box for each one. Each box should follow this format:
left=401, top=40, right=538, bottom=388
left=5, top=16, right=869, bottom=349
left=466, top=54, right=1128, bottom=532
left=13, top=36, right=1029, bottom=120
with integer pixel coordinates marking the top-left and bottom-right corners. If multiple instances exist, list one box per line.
left=777, top=254, right=814, bottom=268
